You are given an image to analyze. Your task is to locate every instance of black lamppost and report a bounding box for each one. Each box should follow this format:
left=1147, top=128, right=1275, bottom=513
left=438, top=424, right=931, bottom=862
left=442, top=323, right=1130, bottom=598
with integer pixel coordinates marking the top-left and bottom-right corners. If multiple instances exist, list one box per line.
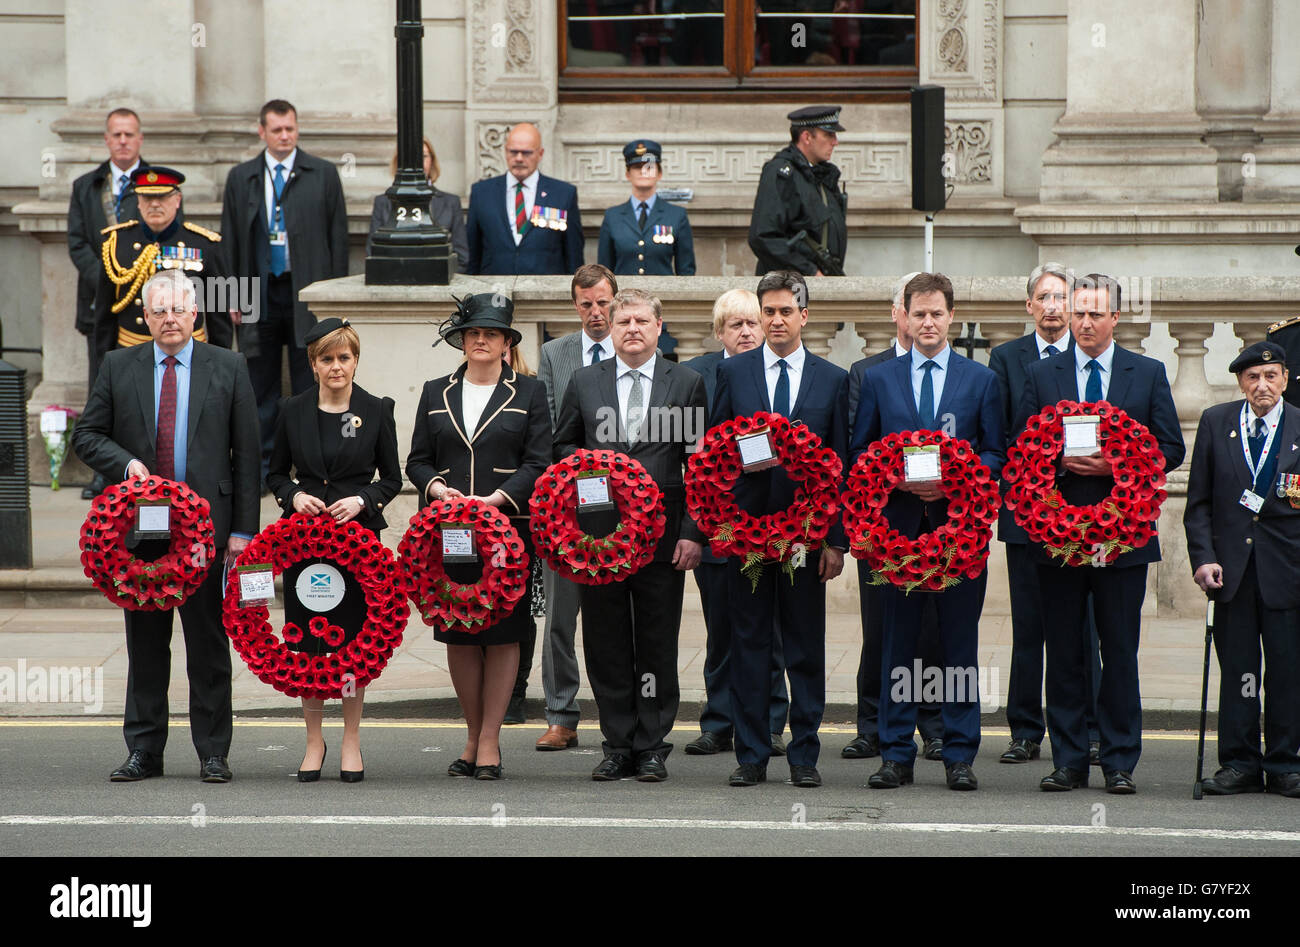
left=365, top=0, right=453, bottom=284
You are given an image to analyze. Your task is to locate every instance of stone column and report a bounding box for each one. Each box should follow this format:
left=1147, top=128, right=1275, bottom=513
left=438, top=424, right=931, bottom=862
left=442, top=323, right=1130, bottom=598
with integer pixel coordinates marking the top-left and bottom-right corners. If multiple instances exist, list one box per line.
left=1196, top=0, right=1270, bottom=200
left=1244, top=0, right=1300, bottom=200
left=1167, top=321, right=1215, bottom=438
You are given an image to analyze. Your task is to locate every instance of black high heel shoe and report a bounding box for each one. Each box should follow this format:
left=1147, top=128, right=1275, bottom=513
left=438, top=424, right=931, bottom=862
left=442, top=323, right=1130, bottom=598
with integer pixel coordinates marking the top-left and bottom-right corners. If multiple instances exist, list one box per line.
left=340, top=752, right=364, bottom=783
left=297, top=742, right=326, bottom=783
left=474, top=752, right=503, bottom=781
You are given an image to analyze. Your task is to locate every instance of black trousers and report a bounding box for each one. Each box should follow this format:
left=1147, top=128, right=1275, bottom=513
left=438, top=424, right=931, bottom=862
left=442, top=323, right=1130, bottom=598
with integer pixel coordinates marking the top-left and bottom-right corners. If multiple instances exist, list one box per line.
left=579, top=562, right=684, bottom=759
left=1215, top=556, right=1300, bottom=776
left=123, top=553, right=231, bottom=759
left=854, top=560, right=943, bottom=742
left=246, top=274, right=312, bottom=478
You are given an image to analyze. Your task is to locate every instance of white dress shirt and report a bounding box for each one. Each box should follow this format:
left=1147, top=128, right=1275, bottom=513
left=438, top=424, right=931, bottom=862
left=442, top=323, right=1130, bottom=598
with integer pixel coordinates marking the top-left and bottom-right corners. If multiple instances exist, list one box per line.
left=461, top=379, right=496, bottom=441
left=1074, top=341, right=1115, bottom=400
left=616, top=353, right=656, bottom=439
left=1036, top=332, right=1070, bottom=359
left=910, top=343, right=952, bottom=418
left=110, top=160, right=140, bottom=198
left=763, top=343, right=805, bottom=416
left=507, top=170, right=540, bottom=246
left=264, top=148, right=297, bottom=270
left=582, top=331, right=614, bottom=365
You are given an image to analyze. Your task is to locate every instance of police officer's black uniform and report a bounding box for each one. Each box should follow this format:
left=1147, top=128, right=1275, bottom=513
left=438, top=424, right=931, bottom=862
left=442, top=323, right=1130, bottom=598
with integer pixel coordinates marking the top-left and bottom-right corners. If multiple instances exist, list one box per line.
left=748, top=106, right=848, bottom=276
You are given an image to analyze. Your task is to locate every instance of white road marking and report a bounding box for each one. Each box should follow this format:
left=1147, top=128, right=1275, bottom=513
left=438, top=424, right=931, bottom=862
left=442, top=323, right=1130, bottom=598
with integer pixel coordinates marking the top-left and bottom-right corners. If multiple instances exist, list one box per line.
left=0, top=814, right=1294, bottom=842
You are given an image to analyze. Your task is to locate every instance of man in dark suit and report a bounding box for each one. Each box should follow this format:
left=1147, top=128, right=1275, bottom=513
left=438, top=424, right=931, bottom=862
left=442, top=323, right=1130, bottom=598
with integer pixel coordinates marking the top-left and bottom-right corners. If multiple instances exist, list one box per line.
left=988, top=262, right=1101, bottom=766
left=68, top=107, right=149, bottom=498
left=554, top=288, right=707, bottom=782
left=842, top=272, right=946, bottom=763
left=679, top=289, right=791, bottom=757
left=853, top=272, right=1005, bottom=791
left=465, top=123, right=584, bottom=276
left=597, top=139, right=695, bottom=276
left=710, top=271, right=849, bottom=788
left=72, top=269, right=261, bottom=783
left=1184, top=340, right=1300, bottom=798
left=1014, top=273, right=1185, bottom=794
left=220, top=99, right=349, bottom=481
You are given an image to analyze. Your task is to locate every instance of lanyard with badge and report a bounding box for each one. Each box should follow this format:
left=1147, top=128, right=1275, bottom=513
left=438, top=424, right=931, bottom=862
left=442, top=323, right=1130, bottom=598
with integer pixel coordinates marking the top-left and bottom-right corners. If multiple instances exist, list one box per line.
left=1239, top=404, right=1278, bottom=513
left=266, top=165, right=287, bottom=248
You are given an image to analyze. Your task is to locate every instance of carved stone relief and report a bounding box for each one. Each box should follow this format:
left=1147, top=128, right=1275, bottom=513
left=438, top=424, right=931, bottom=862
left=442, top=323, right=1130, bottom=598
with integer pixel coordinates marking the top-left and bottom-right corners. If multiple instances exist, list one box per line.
left=944, top=120, right=993, bottom=186
left=928, top=0, right=1000, bottom=103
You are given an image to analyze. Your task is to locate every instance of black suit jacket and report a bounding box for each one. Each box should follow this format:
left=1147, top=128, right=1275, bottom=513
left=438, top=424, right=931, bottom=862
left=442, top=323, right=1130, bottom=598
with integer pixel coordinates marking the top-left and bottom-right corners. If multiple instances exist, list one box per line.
left=219, top=149, right=349, bottom=348
left=71, top=339, right=261, bottom=546
left=405, top=363, right=553, bottom=523
left=989, top=332, right=1073, bottom=544
left=67, top=158, right=148, bottom=335
left=1184, top=400, right=1300, bottom=609
left=555, top=356, right=707, bottom=561
left=1012, top=344, right=1186, bottom=567
left=266, top=383, right=403, bottom=532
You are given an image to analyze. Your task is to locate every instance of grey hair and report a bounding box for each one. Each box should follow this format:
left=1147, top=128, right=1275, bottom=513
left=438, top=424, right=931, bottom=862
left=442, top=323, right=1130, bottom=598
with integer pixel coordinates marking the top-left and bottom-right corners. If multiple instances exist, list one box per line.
left=610, top=287, right=662, bottom=322
left=142, top=269, right=197, bottom=313
left=1026, top=261, right=1074, bottom=300
left=892, top=271, right=922, bottom=307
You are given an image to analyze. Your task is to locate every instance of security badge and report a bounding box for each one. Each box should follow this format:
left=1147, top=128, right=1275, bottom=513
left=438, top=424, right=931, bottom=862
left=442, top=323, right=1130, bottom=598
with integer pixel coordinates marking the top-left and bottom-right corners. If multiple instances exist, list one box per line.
left=530, top=206, right=568, bottom=231
left=652, top=224, right=674, bottom=245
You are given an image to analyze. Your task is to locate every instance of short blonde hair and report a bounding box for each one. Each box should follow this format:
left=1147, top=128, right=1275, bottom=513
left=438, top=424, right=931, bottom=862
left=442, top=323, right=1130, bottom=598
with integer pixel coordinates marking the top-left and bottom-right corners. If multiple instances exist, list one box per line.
left=711, top=288, right=760, bottom=336
left=610, top=288, right=661, bottom=322
left=307, top=324, right=360, bottom=364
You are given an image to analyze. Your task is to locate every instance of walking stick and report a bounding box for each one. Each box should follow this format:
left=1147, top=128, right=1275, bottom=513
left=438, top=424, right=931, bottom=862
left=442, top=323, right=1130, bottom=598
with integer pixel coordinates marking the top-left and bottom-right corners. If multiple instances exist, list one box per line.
left=1192, top=590, right=1217, bottom=800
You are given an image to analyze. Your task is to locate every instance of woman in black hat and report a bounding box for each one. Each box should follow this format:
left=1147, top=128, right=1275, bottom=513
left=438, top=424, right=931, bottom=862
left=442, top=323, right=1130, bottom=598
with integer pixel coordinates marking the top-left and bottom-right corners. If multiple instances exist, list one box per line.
left=266, top=317, right=403, bottom=783
left=596, top=139, right=695, bottom=276
left=406, top=294, right=552, bottom=779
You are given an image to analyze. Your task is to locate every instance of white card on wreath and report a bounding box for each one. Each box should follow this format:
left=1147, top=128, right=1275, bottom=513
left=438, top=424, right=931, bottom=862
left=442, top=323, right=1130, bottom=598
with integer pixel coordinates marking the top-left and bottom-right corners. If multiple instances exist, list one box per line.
left=442, top=527, right=475, bottom=559
left=903, top=445, right=942, bottom=483
left=238, top=566, right=275, bottom=603
left=1063, top=415, right=1101, bottom=456
left=737, top=431, right=777, bottom=468
left=136, top=504, right=171, bottom=532
left=577, top=475, right=611, bottom=507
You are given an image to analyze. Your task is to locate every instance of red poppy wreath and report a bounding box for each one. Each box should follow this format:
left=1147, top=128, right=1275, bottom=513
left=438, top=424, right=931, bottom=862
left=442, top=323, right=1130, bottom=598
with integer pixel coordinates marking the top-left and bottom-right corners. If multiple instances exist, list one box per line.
left=222, top=513, right=410, bottom=700
left=685, top=411, right=842, bottom=589
left=529, top=449, right=666, bottom=585
left=842, top=430, right=999, bottom=592
left=1003, top=400, right=1168, bottom=567
left=79, top=476, right=215, bottom=610
left=398, top=496, right=529, bottom=632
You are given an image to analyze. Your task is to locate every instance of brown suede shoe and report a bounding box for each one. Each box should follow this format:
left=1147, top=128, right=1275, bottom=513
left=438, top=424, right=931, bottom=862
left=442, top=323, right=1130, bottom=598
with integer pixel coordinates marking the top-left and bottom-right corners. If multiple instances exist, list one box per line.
left=535, top=725, right=579, bottom=751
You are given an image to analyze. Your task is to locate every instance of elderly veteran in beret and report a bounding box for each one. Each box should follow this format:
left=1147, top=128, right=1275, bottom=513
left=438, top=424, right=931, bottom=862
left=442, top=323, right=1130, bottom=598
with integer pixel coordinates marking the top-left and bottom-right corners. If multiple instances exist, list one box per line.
left=597, top=140, right=695, bottom=276
left=406, top=294, right=552, bottom=780
left=266, top=317, right=402, bottom=783
left=1184, top=340, right=1300, bottom=798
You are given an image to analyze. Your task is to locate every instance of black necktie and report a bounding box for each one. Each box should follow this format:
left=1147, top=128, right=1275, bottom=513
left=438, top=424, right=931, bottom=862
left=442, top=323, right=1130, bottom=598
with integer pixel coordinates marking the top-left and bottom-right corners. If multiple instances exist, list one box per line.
left=638, top=201, right=648, bottom=230
left=1249, top=416, right=1267, bottom=468
left=773, top=359, right=790, bottom=417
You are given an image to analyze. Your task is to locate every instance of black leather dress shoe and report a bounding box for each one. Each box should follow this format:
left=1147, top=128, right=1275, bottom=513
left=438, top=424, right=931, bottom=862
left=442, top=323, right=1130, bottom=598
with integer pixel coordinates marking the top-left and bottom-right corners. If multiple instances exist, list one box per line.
left=770, top=733, right=787, bottom=757
left=636, top=754, right=668, bottom=782
left=1201, top=767, right=1264, bottom=795
left=199, top=756, right=232, bottom=783
left=447, top=758, right=475, bottom=778
left=684, top=731, right=732, bottom=755
left=1267, top=772, right=1300, bottom=797
left=503, top=695, right=526, bottom=725
left=109, top=750, right=162, bottom=782
left=1089, top=741, right=1101, bottom=766
left=868, top=760, right=914, bottom=789
left=1104, top=769, right=1136, bottom=794
left=728, top=763, right=767, bottom=787
left=921, top=738, right=944, bottom=761
left=82, top=473, right=108, bottom=501
left=1039, top=767, right=1088, bottom=791
left=841, top=735, right=880, bottom=759
left=946, top=762, right=978, bottom=791
left=591, top=754, right=635, bottom=781
left=789, top=765, right=822, bottom=788
left=999, top=738, right=1041, bottom=764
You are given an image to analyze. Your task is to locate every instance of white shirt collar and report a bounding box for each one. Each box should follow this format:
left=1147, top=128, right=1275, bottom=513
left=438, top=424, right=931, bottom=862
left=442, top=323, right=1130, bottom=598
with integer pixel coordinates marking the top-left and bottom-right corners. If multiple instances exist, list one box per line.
left=152, top=338, right=194, bottom=368
left=1244, top=398, right=1285, bottom=428
left=1075, top=340, right=1115, bottom=374
left=893, top=340, right=908, bottom=358
left=616, top=353, right=656, bottom=379
left=511, top=169, right=540, bottom=194
left=581, top=331, right=613, bottom=358
left=1036, top=332, right=1070, bottom=356
left=265, top=149, right=298, bottom=174
left=763, top=343, right=806, bottom=373
left=110, top=160, right=139, bottom=185
left=910, top=343, right=951, bottom=372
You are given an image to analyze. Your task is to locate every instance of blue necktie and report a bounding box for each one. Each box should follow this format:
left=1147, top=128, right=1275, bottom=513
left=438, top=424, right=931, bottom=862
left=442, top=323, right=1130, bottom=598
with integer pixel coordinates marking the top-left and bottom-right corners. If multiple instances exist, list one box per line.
left=919, top=359, right=937, bottom=429
left=270, top=163, right=287, bottom=276
left=1043, top=344, right=1058, bottom=358
left=1084, top=358, right=1102, bottom=402
left=1249, top=417, right=1266, bottom=468
left=590, top=344, right=602, bottom=364
left=773, top=358, right=790, bottom=417
left=114, top=173, right=129, bottom=220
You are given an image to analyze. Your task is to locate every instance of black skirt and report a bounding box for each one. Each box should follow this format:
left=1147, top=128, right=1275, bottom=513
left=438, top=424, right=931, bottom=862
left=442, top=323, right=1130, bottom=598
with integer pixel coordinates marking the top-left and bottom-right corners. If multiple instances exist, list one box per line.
left=434, top=543, right=536, bottom=647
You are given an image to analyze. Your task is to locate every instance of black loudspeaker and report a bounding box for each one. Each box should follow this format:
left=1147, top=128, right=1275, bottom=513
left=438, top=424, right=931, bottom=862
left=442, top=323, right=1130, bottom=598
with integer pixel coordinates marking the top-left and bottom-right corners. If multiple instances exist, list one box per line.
left=911, top=84, right=946, bottom=214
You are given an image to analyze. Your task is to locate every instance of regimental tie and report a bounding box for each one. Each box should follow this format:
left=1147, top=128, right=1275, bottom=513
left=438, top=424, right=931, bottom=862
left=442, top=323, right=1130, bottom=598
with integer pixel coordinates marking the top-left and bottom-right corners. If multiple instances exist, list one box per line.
left=919, top=359, right=938, bottom=429
left=625, top=370, right=645, bottom=442
left=156, top=356, right=178, bottom=481
left=515, top=181, right=530, bottom=236
left=773, top=358, right=791, bottom=418
left=1085, top=358, right=1103, bottom=402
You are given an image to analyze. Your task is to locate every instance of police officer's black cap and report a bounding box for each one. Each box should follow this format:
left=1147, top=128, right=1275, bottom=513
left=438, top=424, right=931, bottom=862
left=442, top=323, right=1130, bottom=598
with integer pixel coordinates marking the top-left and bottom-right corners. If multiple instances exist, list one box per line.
left=304, top=317, right=351, bottom=347
left=439, top=293, right=522, bottom=349
left=622, top=140, right=662, bottom=167
left=1229, top=340, right=1287, bottom=374
left=787, top=105, right=845, bottom=133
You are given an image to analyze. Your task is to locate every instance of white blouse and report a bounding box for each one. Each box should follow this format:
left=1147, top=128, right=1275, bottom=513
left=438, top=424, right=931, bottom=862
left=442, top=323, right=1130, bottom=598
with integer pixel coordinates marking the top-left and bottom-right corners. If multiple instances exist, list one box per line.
left=461, top=380, right=496, bottom=440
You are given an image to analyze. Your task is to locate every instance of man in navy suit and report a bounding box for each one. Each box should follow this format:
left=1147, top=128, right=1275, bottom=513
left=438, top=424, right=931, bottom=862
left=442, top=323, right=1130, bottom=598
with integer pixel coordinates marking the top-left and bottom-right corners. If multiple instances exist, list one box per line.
left=1014, top=274, right=1185, bottom=794
left=597, top=139, right=695, bottom=276
left=853, top=272, right=1005, bottom=791
left=710, top=272, right=849, bottom=788
left=680, top=289, right=790, bottom=757
left=988, top=262, right=1100, bottom=766
left=465, top=123, right=584, bottom=275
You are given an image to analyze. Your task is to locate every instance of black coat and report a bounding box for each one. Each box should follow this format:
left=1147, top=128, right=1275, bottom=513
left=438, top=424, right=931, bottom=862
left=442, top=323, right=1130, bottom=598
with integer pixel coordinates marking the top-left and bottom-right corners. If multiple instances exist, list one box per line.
left=68, top=158, right=148, bottom=335
left=747, top=144, right=847, bottom=276
left=71, top=339, right=261, bottom=547
left=219, top=149, right=349, bottom=348
left=405, top=363, right=553, bottom=522
left=367, top=189, right=469, bottom=270
left=266, top=383, right=403, bottom=533
left=555, top=356, right=707, bottom=561
left=1184, top=400, right=1300, bottom=609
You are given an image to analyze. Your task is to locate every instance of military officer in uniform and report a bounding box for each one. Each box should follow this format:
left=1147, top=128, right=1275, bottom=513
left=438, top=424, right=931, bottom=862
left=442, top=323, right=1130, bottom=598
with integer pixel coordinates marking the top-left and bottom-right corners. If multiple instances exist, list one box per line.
left=1265, top=314, right=1300, bottom=407
left=597, top=140, right=696, bottom=276
left=748, top=106, right=848, bottom=277
left=96, top=167, right=233, bottom=352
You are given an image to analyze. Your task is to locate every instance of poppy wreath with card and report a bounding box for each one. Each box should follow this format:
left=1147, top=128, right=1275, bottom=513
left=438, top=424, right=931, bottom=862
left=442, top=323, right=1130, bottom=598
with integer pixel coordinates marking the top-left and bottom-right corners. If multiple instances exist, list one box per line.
left=529, top=449, right=666, bottom=585
left=78, top=476, right=215, bottom=610
left=398, top=496, right=529, bottom=633
left=842, top=430, right=999, bottom=593
left=222, top=513, right=410, bottom=700
left=1003, top=400, right=1167, bottom=567
left=685, top=411, right=842, bottom=589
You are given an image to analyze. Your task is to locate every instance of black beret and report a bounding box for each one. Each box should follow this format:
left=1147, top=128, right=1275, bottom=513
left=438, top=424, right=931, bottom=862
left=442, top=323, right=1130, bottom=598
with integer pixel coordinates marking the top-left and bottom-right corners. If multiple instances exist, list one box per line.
left=1229, top=340, right=1287, bottom=374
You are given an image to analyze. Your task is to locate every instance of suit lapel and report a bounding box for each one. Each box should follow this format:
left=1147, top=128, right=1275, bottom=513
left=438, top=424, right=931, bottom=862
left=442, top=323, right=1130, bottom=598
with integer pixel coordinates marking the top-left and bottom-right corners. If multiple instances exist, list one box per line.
left=935, top=350, right=965, bottom=421
left=750, top=351, right=772, bottom=412
left=441, top=369, right=471, bottom=451
left=894, top=355, right=921, bottom=426
left=133, top=344, right=157, bottom=446
left=1225, top=404, right=1253, bottom=490
left=299, top=393, right=328, bottom=481
left=790, top=350, right=816, bottom=418
left=1106, top=346, right=1136, bottom=408
left=328, top=385, right=371, bottom=477
left=185, top=343, right=213, bottom=450
left=600, top=360, right=627, bottom=450
left=1053, top=355, right=1076, bottom=403
left=470, top=367, right=518, bottom=445
left=497, top=175, right=516, bottom=239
